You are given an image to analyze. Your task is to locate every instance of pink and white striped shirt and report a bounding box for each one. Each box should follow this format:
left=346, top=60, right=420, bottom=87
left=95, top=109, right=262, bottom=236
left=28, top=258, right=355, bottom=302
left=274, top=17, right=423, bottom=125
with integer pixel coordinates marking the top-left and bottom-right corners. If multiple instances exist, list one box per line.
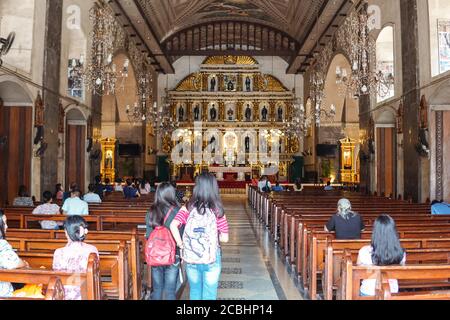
left=174, top=206, right=229, bottom=234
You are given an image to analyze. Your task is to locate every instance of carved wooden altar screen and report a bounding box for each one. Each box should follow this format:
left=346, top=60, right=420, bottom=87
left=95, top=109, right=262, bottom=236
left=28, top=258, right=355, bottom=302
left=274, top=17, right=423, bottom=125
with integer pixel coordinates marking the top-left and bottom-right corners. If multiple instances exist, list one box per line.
left=101, top=138, right=116, bottom=183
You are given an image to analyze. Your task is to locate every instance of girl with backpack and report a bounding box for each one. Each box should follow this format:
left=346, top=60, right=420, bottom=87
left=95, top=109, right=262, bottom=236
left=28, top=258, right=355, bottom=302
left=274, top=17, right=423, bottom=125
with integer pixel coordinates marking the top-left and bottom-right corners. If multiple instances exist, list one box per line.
left=145, top=182, right=181, bottom=300
left=170, top=173, right=229, bottom=300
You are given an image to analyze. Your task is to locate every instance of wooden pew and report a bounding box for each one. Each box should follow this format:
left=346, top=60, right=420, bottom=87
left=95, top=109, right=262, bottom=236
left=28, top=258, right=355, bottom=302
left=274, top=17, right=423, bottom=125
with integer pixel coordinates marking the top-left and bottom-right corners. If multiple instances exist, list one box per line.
left=323, top=244, right=450, bottom=300
left=7, top=228, right=142, bottom=300
left=17, top=244, right=129, bottom=300
left=0, top=253, right=101, bottom=300
left=339, top=254, right=450, bottom=300
left=0, top=277, right=65, bottom=300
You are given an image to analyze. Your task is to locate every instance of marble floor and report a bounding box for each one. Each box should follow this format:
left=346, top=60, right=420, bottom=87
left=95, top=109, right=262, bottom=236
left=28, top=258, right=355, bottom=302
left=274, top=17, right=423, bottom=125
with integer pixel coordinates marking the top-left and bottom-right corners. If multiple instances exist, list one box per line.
left=179, top=195, right=303, bottom=300
left=216, top=195, right=303, bottom=300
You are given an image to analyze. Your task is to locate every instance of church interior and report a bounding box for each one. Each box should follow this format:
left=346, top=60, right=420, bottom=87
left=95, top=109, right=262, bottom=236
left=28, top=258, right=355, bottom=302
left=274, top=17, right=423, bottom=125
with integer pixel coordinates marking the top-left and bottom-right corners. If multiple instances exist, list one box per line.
left=1, top=0, right=450, bottom=301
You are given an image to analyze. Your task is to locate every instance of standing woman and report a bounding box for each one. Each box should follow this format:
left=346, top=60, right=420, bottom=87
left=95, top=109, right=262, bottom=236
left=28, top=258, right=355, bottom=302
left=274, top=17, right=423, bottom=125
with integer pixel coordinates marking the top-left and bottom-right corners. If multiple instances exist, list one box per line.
left=145, top=182, right=182, bottom=300
left=170, top=173, right=229, bottom=300
left=357, top=214, right=406, bottom=296
left=0, top=210, right=29, bottom=297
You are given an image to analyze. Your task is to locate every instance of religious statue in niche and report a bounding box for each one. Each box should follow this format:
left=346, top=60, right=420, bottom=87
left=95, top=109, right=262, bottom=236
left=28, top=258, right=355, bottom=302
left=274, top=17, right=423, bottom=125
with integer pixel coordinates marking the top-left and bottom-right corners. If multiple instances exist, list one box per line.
left=105, top=150, right=113, bottom=169
left=245, top=76, right=252, bottom=92
left=227, top=108, right=234, bottom=121
left=34, top=91, right=44, bottom=127
left=194, top=104, right=200, bottom=121
left=58, top=101, right=65, bottom=134
left=419, top=95, right=428, bottom=129
left=277, top=106, right=283, bottom=122
left=224, top=75, right=237, bottom=92
left=210, top=76, right=217, bottom=92
left=210, top=104, right=217, bottom=121
left=210, top=136, right=216, bottom=153
left=245, top=136, right=250, bottom=153
left=178, top=105, right=185, bottom=122
left=279, top=138, right=283, bottom=154
left=245, top=104, right=252, bottom=121
left=261, top=106, right=268, bottom=121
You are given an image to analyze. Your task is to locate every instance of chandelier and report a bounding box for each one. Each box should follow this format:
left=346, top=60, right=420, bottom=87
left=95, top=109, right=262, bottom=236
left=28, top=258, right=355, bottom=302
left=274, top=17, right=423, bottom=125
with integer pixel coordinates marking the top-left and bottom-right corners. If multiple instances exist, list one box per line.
left=82, top=2, right=127, bottom=96
left=334, top=2, right=394, bottom=98
left=150, top=89, right=178, bottom=135
left=126, top=69, right=152, bottom=123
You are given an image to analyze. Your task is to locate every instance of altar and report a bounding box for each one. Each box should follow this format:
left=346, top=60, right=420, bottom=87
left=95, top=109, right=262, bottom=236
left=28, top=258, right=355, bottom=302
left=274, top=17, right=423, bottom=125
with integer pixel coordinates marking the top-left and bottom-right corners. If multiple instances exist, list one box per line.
left=208, top=166, right=252, bottom=181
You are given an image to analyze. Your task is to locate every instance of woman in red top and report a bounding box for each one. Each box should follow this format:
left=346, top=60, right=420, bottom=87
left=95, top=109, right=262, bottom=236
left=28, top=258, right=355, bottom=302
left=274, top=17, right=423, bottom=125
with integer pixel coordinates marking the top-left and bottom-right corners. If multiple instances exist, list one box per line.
left=170, top=173, right=229, bottom=300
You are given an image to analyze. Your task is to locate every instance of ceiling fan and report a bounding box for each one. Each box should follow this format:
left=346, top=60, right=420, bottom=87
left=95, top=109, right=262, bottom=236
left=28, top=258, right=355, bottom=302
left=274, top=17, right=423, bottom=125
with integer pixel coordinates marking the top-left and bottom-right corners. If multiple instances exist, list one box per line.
left=0, top=32, right=16, bottom=67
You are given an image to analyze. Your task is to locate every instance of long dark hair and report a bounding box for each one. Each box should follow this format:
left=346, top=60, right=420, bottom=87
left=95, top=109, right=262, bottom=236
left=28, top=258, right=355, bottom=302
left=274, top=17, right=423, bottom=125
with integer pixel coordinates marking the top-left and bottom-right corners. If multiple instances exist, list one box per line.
left=187, top=173, right=224, bottom=218
left=371, top=214, right=404, bottom=265
left=147, top=182, right=179, bottom=229
left=0, top=210, right=6, bottom=240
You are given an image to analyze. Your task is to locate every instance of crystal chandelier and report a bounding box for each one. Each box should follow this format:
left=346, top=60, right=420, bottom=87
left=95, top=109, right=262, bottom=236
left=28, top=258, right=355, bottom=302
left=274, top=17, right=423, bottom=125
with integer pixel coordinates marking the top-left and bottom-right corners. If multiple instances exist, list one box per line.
left=335, top=2, right=394, bottom=98
left=126, top=69, right=152, bottom=123
left=149, top=76, right=178, bottom=135
left=82, top=2, right=127, bottom=96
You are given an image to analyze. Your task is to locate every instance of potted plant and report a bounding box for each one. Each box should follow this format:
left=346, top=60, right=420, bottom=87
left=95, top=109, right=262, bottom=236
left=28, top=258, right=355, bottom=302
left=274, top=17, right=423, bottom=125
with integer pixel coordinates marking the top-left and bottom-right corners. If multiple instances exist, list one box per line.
left=321, top=160, right=331, bottom=184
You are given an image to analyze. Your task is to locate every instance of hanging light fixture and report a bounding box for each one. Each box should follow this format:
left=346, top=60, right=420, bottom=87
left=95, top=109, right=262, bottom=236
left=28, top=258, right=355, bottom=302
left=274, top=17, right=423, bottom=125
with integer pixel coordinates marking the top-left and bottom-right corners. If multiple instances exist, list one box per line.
left=334, top=1, right=394, bottom=99
left=82, top=2, right=128, bottom=96
left=125, top=67, right=152, bottom=123
left=308, top=5, right=336, bottom=128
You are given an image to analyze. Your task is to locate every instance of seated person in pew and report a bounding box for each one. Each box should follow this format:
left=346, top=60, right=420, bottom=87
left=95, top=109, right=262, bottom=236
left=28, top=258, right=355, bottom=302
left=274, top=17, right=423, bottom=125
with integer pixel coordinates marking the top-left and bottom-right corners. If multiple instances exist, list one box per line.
left=55, top=183, right=64, bottom=201
left=357, top=214, right=406, bottom=297
left=324, top=181, right=334, bottom=191
left=63, top=182, right=78, bottom=203
left=83, top=183, right=102, bottom=204
left=32, top=191, right=62, bottom=230
left=431, top=200, right=450, bottom=215
left=12, top=185, right=34, bottom=207
left=104, top=178, right=114, bottom=193
left=325, top=198, right=365, bottom=239
left=0, top=210, right=30, bottom=298
left=114, top=178, right=124, bottom=192
left=140, top=180, right=149, bottom=195
left=124, top=179, right=141, bottom=199
left=146, top=182, right=183, bottom=300
left=271, top=182, right=284, bottom=192
left=62, top=188, right=89, bottom=216
left=52, top=215, right=99, bottom=300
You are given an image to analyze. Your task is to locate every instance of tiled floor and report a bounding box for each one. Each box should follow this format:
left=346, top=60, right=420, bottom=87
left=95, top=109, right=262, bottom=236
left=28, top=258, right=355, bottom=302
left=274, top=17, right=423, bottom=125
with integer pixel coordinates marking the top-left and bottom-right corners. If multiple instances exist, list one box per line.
left=180, top=195, right=304, bottom=300
left=216, top=195, right=303, bottom=300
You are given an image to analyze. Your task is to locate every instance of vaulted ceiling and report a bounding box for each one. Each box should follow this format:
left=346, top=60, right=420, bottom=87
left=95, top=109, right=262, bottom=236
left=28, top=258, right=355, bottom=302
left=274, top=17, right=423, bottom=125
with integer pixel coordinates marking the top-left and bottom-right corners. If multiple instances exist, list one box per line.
left=108, top=0, right=357, bottom=74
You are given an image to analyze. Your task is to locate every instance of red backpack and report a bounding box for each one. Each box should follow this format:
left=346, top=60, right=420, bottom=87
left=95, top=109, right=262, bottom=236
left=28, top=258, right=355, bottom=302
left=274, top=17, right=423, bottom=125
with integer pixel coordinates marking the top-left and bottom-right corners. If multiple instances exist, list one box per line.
left=145, top=207, right=176, bottom=267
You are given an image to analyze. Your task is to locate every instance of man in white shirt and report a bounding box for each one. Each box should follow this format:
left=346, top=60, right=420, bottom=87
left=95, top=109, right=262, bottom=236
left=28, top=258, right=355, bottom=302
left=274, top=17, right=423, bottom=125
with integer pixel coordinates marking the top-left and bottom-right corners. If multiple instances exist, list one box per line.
left=83, top=184, right=102, bottom=204
left=62, top=188, right=89, bottom=216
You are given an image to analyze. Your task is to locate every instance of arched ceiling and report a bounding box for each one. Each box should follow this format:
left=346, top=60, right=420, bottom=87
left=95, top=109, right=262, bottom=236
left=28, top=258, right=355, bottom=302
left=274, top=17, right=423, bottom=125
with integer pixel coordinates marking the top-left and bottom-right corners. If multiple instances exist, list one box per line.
left=108, top=0, right=356, bottom=74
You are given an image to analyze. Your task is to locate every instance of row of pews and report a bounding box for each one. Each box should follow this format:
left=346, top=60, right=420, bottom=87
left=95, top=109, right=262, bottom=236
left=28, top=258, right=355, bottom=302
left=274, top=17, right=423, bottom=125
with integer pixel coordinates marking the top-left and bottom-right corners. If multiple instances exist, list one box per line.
left=248, top=186, right=450, bottom=300
left=0, top=192, right=155, bottom=300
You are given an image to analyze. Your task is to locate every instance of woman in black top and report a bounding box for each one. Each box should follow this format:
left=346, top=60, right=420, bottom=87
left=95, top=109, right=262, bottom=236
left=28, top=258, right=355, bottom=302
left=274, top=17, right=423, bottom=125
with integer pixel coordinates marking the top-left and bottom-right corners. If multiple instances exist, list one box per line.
left=325, top=198, right=365, bottom=239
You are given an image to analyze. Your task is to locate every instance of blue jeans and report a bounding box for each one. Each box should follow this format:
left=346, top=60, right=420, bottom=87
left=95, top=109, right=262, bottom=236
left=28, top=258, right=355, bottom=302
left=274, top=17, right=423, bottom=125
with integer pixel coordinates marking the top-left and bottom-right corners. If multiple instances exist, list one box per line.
left=151, top=260, right=180, bottom=300
left=185, top=250, right=222, bottom=300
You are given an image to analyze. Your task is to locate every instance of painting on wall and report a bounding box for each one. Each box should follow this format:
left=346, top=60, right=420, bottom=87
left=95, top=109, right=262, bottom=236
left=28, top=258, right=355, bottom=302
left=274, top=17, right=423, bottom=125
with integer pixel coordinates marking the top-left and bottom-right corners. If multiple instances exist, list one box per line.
left=438, top=19, right=450, bottom=74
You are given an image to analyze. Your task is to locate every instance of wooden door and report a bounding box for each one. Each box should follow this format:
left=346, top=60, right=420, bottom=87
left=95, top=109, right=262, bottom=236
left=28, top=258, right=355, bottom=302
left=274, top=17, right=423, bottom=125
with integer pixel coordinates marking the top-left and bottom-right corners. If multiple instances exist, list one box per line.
left=0, top=106, right=32, bottom=206
left=376, top=127, right=396, bottom=198
left=65, top=124, right=86, bottom=193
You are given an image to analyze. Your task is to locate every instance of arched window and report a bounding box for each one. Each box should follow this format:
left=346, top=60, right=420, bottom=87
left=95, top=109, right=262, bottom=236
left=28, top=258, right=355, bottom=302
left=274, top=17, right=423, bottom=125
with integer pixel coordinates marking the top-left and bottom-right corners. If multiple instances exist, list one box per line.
left=376, top=25, right=395, bottom=103
left=0, top=0, right=35, bottom=73
left=429, top=0, right=450, bottom=77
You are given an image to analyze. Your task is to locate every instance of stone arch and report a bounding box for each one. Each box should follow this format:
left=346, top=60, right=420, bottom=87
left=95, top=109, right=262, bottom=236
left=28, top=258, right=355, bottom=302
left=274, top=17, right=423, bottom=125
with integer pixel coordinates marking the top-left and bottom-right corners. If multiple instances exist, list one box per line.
left=0, top=77, right=34, bottom=106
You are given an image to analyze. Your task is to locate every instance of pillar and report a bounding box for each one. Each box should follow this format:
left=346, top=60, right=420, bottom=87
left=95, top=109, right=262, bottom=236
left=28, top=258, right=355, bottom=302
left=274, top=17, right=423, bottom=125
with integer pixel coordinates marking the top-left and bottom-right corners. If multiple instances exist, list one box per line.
left=400, top=0, right=421, bottom=202
left=40, top=0, right=63, bottom=192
